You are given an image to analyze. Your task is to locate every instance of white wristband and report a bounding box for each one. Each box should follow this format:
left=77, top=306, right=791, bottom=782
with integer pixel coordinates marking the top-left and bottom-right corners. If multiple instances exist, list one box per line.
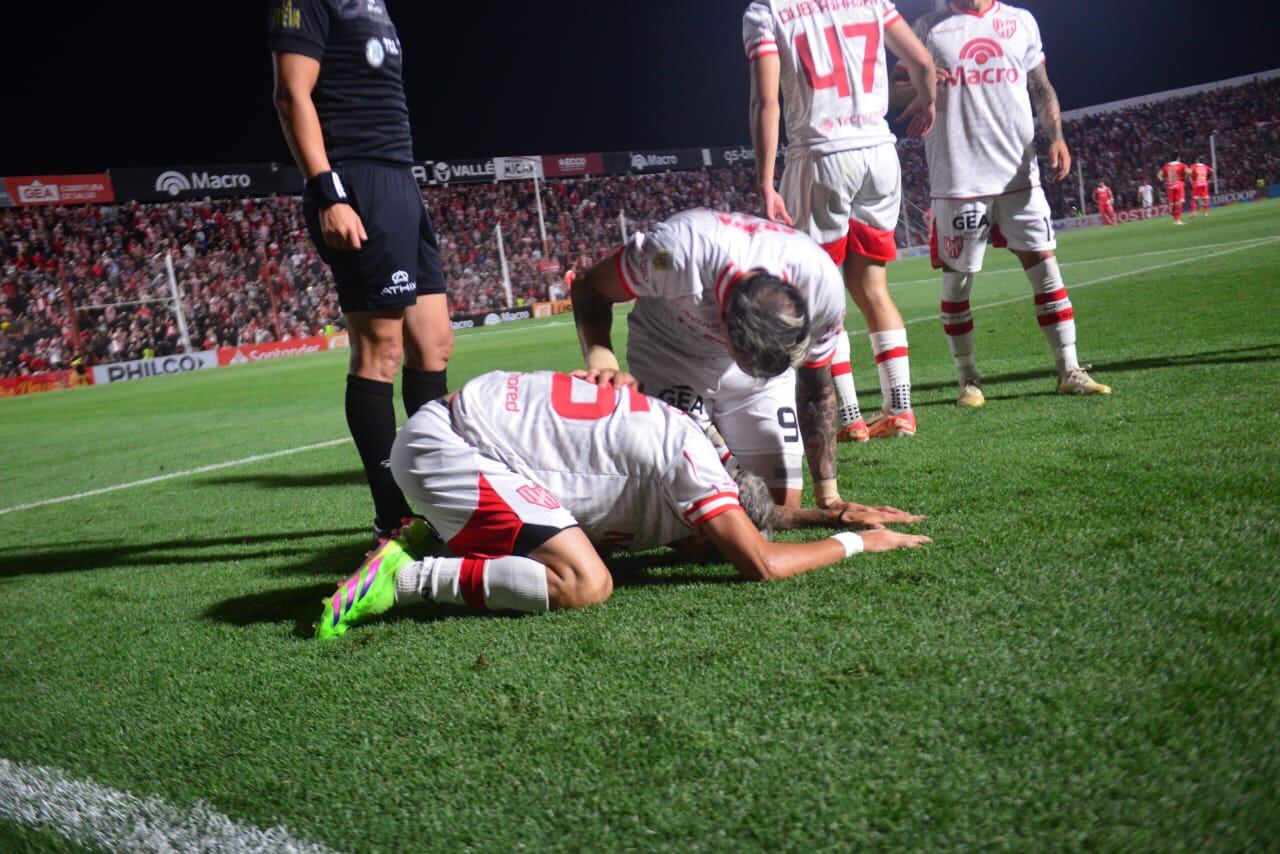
left=831, top=532, right=864, bottom=558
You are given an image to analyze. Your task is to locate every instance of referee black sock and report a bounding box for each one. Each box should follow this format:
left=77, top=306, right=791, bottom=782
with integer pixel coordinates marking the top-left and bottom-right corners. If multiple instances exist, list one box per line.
left=402, top=368, right=448, bottom=417
left=346, top=375, right=411, bottom=530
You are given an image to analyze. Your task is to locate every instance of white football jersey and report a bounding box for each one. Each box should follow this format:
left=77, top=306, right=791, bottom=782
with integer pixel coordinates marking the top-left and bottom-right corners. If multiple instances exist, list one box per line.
left=617, top=209, right=846, bottom=370
left=451, top=371, right=741, bottom=550
left=914, top=2, right=1046, bottom=198
left=743, top=0, right=902, bottom=154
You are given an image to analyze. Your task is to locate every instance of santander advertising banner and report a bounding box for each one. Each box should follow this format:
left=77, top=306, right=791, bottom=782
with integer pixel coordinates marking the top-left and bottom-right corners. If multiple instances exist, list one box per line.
left=217, top=334, right=349, bottom=366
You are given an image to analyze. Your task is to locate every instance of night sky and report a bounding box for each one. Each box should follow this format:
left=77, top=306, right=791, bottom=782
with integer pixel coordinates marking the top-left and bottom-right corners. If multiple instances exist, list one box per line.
left=3, top=1, right=1275, bottom=175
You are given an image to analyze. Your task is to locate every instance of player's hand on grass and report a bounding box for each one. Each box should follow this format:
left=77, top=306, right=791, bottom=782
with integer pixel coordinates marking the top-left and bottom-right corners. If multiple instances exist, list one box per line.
left=321, top=203, right=368, bottom=251
left=859, top=529, right=932, bottom=552
left=572, top=368, right=643, bottom=391
left=1048, top=140, right=1072, bottom=181
left=899, top=95, right=936, bottom=138
left=761, top=187, right=794, bottom=226
left=833, top=502, right=927, bottom=529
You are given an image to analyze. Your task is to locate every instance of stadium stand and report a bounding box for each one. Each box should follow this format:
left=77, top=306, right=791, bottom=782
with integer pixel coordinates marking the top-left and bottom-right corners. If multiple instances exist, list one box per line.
left=3, top=77, right=1277, bottom=377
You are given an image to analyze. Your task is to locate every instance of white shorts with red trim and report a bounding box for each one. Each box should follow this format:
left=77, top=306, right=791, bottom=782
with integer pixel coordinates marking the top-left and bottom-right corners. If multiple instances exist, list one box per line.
left=390, top=401, right=577, bottom=557
left=781, top=142, right=902, bottom=265
left=626, top=331, right=804, bottom=492
left=929, top=187, right=1056, bottom=273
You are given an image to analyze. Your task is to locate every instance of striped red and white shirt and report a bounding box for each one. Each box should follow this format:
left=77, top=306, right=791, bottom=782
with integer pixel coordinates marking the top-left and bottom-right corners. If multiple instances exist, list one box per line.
left=451, top=371, right=741, bottom=549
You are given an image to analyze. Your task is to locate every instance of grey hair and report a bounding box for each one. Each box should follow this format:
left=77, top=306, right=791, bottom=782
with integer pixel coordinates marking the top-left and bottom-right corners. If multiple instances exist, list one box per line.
left=723, top=273, right=811, bottom=378
left=734, top=467, right=777, bottom=537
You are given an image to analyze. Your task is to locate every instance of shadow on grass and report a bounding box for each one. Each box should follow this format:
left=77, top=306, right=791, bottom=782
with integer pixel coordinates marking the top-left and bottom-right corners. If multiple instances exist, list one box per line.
left=205, top=548, right=740, bottom=638
left=203, top=470, right=367, bottom=489
left=0, top=527, right=367, bottom=579
left=911, top=342, right=1280, bottom=395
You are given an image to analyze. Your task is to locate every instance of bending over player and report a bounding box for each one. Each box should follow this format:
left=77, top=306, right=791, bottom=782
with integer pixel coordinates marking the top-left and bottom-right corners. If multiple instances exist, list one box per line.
left=317, top=371, right=929, bottom=638
left=572, top=208, right=852, bottom=512
left=906, top=0, right=1111, bottom=405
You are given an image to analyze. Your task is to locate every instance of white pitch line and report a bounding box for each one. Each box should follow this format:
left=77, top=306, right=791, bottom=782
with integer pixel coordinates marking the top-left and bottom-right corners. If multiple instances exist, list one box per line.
left=890, top=235, right=1280, bottom=331
left=887, top=235, right=1277, bottom=288
left=0, top=757, right=341, bottom=854
left=0, top=438, right=350, bottom=517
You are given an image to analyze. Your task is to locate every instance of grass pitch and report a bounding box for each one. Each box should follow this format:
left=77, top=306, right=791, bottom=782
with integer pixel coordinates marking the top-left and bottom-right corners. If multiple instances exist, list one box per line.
left=1, top=201, right=1277, bottom=850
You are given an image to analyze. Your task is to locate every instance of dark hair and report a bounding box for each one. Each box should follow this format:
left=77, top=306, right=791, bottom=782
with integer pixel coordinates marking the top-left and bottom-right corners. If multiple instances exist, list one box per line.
left=723, top=273, right=811, bottom=378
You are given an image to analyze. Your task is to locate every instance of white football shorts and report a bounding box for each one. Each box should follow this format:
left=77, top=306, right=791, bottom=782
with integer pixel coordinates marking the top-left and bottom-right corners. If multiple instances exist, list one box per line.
left=627, top=334, right=804, bottom=492
left=930, top=186, right=1057, bottom=272
left=391, top=400, right=578, bottom=557
left=781, top=142, right=902, bottom=263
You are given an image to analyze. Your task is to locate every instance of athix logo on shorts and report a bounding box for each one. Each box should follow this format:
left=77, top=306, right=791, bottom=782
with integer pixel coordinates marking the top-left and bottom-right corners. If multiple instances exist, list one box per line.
left=992, top=18, right=1017, bottom=39
left=945, top=39, right=1020, bottom=87
left=382, top=271, right=415, bottom=296
left=517, top=485, right=561, bottom=510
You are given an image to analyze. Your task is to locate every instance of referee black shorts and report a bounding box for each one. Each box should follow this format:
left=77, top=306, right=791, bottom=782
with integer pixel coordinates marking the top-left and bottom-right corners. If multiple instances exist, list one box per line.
left=303, top=162, right=447, bottom=314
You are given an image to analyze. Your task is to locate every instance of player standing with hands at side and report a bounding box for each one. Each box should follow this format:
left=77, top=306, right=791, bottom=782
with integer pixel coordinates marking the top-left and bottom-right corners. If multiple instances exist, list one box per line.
left=745, top=0, right=936, bottom=440
left=269, top=0, right=454, bottom=544
left=906, top=0, right=1111, bottom=406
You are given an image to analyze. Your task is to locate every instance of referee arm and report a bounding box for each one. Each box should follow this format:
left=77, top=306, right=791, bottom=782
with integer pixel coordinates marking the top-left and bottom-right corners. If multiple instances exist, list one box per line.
left=272, top=53, right=367, bottom=251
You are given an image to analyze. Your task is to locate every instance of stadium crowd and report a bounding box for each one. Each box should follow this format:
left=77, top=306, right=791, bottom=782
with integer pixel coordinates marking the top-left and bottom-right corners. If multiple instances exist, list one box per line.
left=3, top=77, right=1277, bottom=377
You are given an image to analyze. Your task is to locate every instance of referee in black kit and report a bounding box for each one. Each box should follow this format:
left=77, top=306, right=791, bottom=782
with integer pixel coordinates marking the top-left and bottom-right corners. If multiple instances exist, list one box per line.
left=269, top=0, right=453, bottom=543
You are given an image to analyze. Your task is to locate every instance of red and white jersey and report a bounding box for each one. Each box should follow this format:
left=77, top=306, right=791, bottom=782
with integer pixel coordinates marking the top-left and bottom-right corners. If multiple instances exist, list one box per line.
left=1189, top=163, right=1212, bottom=187
left=451, top=371, right=741, bottom=550
left=616, top=209, right=846, bottom=369
left=1093, top=185, right=1113, bottom=207
left=913, top=2, right=1046, bottom=198
left=1160, top=161, right=1187, bottom=189
left=743, top=0, right=902, bottom=154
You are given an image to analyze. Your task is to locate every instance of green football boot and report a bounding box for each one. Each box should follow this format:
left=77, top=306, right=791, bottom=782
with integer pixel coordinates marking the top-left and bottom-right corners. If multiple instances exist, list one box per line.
left=317, top=537, right=414, bottom=640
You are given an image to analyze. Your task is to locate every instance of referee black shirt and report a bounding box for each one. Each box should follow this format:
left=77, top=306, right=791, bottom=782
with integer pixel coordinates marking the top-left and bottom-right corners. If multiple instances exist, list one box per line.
left=268, top=0, right=414, bottom=166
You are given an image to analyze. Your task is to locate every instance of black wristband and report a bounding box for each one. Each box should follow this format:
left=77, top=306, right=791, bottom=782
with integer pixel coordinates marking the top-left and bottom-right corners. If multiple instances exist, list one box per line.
left=305, top=171, right=349, bottom=208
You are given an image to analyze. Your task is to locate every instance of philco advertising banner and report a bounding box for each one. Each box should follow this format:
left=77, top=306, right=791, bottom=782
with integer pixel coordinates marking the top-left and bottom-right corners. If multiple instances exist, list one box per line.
left=109, top=163, right=301, bottom=203
left=92, top=351, right=218, bottom=385
left=2, top=174, right=115, bottom=206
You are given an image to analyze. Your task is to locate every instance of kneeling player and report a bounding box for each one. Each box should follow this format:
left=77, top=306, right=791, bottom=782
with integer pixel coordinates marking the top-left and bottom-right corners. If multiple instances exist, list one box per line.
left=317, top=370, right=929, bottom=638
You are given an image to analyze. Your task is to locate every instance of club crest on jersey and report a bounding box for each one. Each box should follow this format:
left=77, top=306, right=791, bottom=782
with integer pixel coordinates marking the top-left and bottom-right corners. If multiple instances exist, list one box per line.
left=943, top=236, right=964, bottom=259
left=992, top=18, right=1017, bottom=39
left=517, top=485, right=561, bottom=510
left=366, top=37, right=386, bottom=68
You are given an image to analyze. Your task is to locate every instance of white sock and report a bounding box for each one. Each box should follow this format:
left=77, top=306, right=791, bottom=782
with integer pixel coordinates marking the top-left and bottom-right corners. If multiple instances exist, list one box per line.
left=1025, top=258, right=1080, bottom=373
left=396, top=555, right=549, bottom=613
left=831, top=329, right=862, bottom=427
left=940, top=271, right=978, bottom=381
left=868, top=329, right=911, bottom=413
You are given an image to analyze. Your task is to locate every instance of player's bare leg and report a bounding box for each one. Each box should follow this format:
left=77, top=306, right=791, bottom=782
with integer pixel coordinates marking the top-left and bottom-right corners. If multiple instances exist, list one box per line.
left=1013, top=249, right=1111, bottom=396
left=400, top=293, right=454, bottom=417
left=347, top=310, right=414, bottom=539
left=844, top=253, right=915, bottom=437
left=937, top=261, right=983, bottom=407
left=393, top=527, right=612, bottom=613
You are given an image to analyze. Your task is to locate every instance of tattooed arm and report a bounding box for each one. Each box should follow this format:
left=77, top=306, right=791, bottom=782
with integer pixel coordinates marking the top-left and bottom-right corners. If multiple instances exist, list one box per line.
left=1028, top=63, right=1071, bottom=180
left=795, top=364, right=840, bottom=509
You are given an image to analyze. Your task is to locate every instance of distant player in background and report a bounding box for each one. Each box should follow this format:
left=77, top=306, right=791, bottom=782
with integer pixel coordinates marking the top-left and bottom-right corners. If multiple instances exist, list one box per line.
left=905, top=0, right=1111, bottom=406
left=744, top=0, right=937, bottom=441
left=1189, top=158, right=1213, bottom=218
left=1158, top=158, right=1189, bottom=224
left=1138, top=180, right=1154, bottom=212
left=1093, top=182, right=1116, bottom=225
left=316, top=371, right=929, bottom=636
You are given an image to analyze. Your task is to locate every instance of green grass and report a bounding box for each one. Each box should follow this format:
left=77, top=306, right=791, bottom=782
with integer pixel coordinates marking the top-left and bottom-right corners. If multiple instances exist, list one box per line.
left=1, top=201, right=1278, bottom=850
